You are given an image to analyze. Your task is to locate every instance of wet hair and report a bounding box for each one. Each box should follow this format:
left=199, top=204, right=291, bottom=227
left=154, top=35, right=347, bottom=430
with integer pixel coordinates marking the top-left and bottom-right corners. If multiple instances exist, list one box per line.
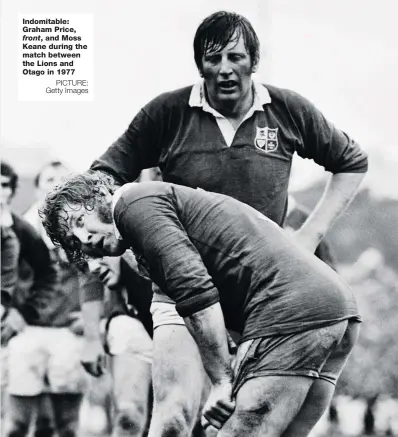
left=39, top=170, right=116, bottom=266
left=193, top=11, right=260, bottom=72
left=1, top=161, right=18, bottom=195
left=34, top=160, right=69, bottom=188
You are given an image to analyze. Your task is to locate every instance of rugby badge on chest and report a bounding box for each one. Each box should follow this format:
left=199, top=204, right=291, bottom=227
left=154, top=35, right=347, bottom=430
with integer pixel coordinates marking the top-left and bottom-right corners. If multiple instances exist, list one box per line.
left=254, top=126, right=279, bottom=153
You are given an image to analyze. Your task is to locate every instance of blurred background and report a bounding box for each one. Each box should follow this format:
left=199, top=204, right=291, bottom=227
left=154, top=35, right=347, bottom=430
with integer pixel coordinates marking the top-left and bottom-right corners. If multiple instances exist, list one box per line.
left=1, top=0, right=398, bottom=436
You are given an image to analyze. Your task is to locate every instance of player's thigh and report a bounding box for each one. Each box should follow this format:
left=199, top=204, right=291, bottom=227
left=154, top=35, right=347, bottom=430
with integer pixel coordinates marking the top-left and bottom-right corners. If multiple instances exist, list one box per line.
left=220, top=375, right=313, bottom=437
left=107, top=315, right=152, bottom=408
left=281, top=378, right=335, bottom=437
left=110, top=352, right=151, bottom=411
left=152, top=324, right=207, bottom=411
left=280, top=321, right=361, bottom=437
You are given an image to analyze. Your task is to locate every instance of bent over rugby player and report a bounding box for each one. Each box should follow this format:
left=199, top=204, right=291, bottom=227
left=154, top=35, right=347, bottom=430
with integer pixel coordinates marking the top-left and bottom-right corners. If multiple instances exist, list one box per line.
left=40, top=173, right=361, bottom=437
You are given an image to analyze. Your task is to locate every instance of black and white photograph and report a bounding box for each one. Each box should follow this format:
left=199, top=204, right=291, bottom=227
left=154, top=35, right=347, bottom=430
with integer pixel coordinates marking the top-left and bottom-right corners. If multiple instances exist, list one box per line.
left=1, top=1, right=398, bottom=436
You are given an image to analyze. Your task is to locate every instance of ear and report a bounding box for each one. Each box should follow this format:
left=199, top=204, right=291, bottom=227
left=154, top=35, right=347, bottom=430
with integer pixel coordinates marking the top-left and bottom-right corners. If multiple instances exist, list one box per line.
left=98, top=185, right=112, bottom=200
left=251, top=63, right=258, bottom=73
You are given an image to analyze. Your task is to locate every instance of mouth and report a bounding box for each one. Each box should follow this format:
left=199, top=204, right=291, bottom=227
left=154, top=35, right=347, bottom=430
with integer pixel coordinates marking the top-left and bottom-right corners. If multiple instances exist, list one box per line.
left=218, top=80, right=238, bottom=92
left=96, top=237, right=105, bottom=251
left=89, top=237, right=105, bottom=255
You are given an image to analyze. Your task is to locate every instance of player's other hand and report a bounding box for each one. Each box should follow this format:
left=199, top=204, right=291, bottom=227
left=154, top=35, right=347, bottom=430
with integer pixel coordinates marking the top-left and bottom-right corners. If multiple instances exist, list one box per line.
left=1, top=308, right=26, bottom=345
left=81, top=338, right=106, bottom=377
left=67, top=311, right=85, bottom=336
left=202, top=379, right=235, bottom=430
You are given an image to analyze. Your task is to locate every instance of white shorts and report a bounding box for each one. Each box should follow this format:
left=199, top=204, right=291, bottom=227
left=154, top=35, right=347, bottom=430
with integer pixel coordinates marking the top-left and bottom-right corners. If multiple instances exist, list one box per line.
left=150, top=293, right=242, bottom=349
left=150, top=302, right=185, bottom=330
left=7, top=326, right=86, bottom=396
left=106, top=315, right=153, bottom=364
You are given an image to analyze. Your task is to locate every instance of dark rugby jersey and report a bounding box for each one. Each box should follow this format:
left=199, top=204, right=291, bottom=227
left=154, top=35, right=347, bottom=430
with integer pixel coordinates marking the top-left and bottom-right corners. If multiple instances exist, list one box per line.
left=114, top=182, right=360, bottom=343
left=92, top=84, right=367, bottom=227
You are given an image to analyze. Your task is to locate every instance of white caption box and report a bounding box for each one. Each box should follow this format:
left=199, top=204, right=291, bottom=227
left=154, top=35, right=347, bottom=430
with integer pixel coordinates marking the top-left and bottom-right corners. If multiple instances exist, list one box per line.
left=18, top=14, right=93, bottom=102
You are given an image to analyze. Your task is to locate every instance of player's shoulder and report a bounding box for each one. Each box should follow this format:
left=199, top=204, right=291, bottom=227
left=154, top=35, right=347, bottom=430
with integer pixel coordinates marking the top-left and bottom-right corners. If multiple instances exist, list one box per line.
left=143, top=85, right=194, bottom=112
left=263, top=83, right=314, bottom=110
left=119, top=181, right=172, bottom=204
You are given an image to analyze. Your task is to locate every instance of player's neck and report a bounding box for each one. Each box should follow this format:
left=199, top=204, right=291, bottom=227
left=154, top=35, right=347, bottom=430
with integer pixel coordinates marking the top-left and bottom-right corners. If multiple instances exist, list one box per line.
left=212, top=85, right=254, bottom=126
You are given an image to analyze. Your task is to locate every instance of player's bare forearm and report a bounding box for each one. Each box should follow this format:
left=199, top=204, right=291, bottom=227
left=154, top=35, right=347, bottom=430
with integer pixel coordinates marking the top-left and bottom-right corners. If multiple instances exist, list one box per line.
left=184, top=302, right=233, bottom=385
left=295, top=172, right=365, bottom=251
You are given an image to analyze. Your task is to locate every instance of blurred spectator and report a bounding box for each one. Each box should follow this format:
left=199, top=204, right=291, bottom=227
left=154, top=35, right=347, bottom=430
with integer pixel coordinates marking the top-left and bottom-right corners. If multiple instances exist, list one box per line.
left=1, top=161, right=59, bottom=437
left=1, top=197, right=20, bottom=434
left=2, top=161, right=86, bottom=437
left=81, top=255, right=153, bottom=437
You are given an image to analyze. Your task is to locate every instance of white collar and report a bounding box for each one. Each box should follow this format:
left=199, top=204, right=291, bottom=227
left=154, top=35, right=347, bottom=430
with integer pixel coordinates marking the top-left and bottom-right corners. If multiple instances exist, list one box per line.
left=111, top=183, right=136, bottom=240
left=1, top=208, right=13, bottom=227
left=188, top=79, right=271, bottom=118
left=287, top=195, right=298, bottom=216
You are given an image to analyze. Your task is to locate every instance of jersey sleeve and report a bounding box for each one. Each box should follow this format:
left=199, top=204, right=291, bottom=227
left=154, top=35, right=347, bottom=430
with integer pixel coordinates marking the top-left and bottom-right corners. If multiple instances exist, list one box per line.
left=90, top=107, right=162, bottom=185
left=13, top=217, right=58, bottom=324
left=1, top=227, right=20, bottom=307
left=115, top=195, right=220, bottom=317
left=288, top=91, right=368, bottom=174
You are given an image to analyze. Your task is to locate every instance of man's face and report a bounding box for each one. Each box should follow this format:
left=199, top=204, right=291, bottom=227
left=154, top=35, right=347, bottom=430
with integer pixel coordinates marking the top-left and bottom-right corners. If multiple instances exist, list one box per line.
left=1, top=175, right=13, bottom=207
left=201, top=33, right=255, bottom=109
left=38, top=165, right=70, bottom=199
left=62, top=200, right=126, bottom=259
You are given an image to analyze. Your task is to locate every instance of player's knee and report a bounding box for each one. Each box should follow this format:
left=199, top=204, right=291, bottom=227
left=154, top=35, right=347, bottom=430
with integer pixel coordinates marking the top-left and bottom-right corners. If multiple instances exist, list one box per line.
left=160, top=415, right=190, bottom=437
left=6, top=420, right=30, bottom=437
left=153, top=404, right=192, bottom=437
left=218, top=399, right=275, bottom=437
left=114, top=407, right=147, bottom=436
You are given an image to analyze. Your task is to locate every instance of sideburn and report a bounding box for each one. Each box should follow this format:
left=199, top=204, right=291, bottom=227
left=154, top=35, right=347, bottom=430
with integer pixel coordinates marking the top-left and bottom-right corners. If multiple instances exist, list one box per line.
left=96, top=198, right=114, bottom=224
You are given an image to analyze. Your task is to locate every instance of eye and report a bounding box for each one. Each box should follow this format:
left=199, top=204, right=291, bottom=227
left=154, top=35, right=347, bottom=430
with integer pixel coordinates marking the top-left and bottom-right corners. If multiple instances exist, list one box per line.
left=230, top=54, right=243, bottom=62
left=205, top=55, right=220, bottom=65
left=75, top=215, right=85, bottom=228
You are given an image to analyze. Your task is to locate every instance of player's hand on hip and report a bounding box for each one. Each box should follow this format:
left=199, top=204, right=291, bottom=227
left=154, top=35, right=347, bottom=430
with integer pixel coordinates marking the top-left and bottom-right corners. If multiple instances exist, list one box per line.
left=81, top=338, right=106, bottom=377
left=201, top=379, right=235, bottom=430
left=290, top=228, right=320, bottom=254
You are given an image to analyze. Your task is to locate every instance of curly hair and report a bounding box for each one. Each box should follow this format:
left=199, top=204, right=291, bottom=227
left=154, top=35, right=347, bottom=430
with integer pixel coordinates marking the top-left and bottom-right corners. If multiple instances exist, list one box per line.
left=194, top=11, right=260, bottom=72
left=39, top=171, right=116, bottom=267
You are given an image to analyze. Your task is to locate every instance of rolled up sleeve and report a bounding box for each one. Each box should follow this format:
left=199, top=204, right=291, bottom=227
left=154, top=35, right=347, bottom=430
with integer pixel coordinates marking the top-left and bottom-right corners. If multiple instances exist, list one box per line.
left=289, top=91, right=368, bottom=174
left=115, top=196, right=219, bottom=317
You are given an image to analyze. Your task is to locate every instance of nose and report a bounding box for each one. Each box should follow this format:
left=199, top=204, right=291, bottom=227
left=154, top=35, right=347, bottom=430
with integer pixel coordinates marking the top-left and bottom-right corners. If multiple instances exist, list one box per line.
left=74, top=228, right=92, bottom=245
left=219, top=57, right=233, bottom=76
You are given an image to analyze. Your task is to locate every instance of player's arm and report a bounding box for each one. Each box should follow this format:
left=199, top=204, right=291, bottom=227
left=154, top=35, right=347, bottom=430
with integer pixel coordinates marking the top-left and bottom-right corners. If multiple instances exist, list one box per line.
left=184, top=303, right=235, bottom=429
left=117, top=195, right=235, bottom=427
left=90, top=106, right=162, bottom=184
left=80, top=270, right=107, bottom=376
left=291, top=92, right=368, bottom=252
left=294, top=173, right=365, bottom=251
